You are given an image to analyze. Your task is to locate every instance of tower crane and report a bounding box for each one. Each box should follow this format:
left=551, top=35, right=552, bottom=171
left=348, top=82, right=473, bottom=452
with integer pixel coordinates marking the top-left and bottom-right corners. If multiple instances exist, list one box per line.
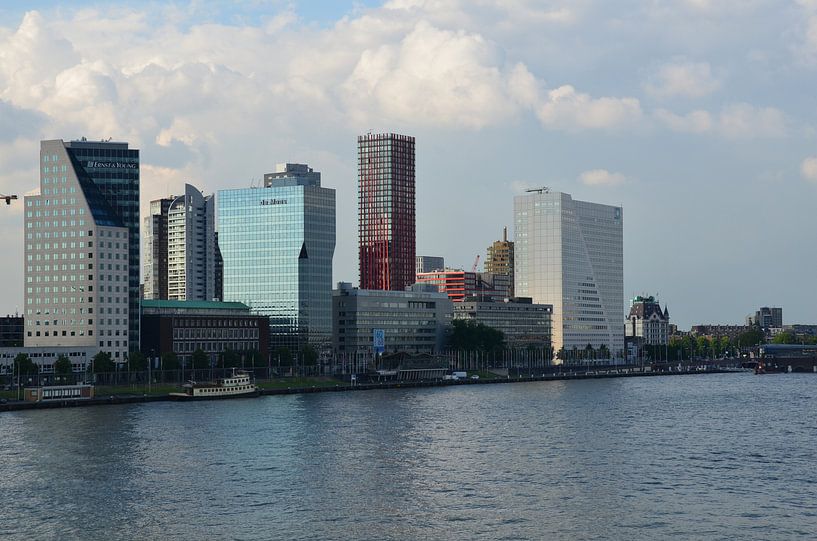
left=1, top=194, right=18, bottom=205
left=471, top=254, right=480, bottom=273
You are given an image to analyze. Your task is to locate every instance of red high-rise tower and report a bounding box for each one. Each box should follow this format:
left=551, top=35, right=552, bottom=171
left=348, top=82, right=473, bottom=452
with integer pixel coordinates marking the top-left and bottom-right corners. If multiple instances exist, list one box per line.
left=358, top=133, right=416, bottom=291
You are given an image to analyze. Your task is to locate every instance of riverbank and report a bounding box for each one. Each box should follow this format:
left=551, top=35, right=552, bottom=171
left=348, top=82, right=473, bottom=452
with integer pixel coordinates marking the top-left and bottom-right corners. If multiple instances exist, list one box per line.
left=0, top=367, right=747, bottom=412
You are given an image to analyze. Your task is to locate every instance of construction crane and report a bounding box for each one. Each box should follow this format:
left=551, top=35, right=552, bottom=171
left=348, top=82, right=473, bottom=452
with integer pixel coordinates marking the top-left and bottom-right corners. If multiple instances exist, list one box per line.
left=2, top=194, right=18, bottom=205
left=471, top=254, right=480, bottom=273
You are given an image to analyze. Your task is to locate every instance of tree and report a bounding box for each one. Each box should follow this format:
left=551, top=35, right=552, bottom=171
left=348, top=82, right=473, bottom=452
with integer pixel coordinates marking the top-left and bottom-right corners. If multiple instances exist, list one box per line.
left=275, top=347, right=293, bottom=367
left=556, top=347, right=565, bottom=361
left=735, top=329, right=765, bottom=348
left=771, top=332, right=798, bottom=345
left=300, top=344, right=318, bottom=366
left=161, top=351, right=180, bottom=371
left=14, top=353, right=38, bottom=376
left=584, top=343, right=595, bottom=360
left=192, top=348, right=210, bottom=370
left=220, top=349, right=240, bottom=368
left=127, top=351, right=147, bottom=371
left=449, top=320, right=505, bottom=351
left=598, top=344, right=610, bottom=360
left=53, top=355, right=73, bottom=377
left=91, top=351, right=115, bottom=373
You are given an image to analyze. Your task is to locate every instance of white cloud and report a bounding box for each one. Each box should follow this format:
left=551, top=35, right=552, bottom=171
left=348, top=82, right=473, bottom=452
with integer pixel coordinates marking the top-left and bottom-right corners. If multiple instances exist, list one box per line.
left=717, top=103, right=786, bottom=138
left=579, top=169, right=626, bottom=186
left=802, top=156, right=817, bottom=182
left=655, top=103, right=786, bottom=138
left=537, top=85, right=643, bottom=131
left=644, top=60, right=720, bottom=99
left=654, top=108, right=713, bottom=133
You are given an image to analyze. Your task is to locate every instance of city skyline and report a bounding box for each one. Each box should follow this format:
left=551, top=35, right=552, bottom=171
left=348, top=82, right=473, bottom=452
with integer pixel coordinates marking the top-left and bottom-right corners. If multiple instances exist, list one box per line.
left=1, top=1, right=816, bottom=328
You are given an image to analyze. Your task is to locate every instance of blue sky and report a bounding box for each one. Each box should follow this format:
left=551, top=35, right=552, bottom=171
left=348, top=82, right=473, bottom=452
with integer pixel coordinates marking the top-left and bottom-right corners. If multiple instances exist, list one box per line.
left=1, top=0, right=816, bottom=328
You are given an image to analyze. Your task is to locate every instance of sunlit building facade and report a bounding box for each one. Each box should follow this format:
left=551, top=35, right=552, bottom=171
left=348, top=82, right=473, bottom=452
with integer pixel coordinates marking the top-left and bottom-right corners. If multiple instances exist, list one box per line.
left=358, top=133, right=416, bottom=291
left=514, top=189, right=624, bottom=360
left=218, top=163, right=335, bottom=347
left=24, top=139, right=137, bottom=360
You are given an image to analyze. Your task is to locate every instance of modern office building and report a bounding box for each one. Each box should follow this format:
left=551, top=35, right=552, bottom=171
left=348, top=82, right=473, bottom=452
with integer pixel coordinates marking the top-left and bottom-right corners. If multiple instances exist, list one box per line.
left=625, top=296, right=670, bottom=346
left=747, top=307, right=783, bottom=329
left=332, top=282, right=452, bottom=357
left=416, top=255, right=445, bottom=275
left=485, top=227, right=515, bottom=297
left=514, top=188, right=624, bottom=360
left=358, top=133, right=416, bottom=291
left=453, top=297, right=552, bottom=348
left=415, top=270, right=511, bottom=302
left=218, top=163, right=335, bottom=347
left=0, top=315, right=24, bottom=347
left=24, top=139, right=137, bottom=360
left=140, top=300, right=269, bottom=366
left=144, top=185, right=218, bottom=301
left=143, top=196, right=173, bottom=300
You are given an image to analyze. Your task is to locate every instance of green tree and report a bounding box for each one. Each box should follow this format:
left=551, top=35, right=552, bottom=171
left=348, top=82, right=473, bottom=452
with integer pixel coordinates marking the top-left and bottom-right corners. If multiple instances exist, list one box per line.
left=13, top=353, right=38, bottom=376
left=584, top=343, right=595, bottom=360
left=53, top=355, right=73, bottom=377
left=556, top=347, right=565, bottom=361
left=220, top=349, right=240, bottom=368
left=300, top=344, right=318, bottom=366
left=127, top=351, right=147, bottom=371
left=275, top=347, right=293, bottom=367
left=192, top=348, right=210, bottom=370
left=598, top=344, right=610, bottom=360
left=771, top=332, right=798, bottom=345
left=161, top=351, right=180, bottom=371
left=91, top=351, right=115, bottom=373
left=449, top=320, right=505, bottom=351
left=735, top=329, right=765, bottom=348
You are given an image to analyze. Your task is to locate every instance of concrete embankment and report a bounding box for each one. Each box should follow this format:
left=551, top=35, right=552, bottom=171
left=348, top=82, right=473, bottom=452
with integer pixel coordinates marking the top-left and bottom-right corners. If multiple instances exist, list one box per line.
left=0, top=368, right=745, bottom=412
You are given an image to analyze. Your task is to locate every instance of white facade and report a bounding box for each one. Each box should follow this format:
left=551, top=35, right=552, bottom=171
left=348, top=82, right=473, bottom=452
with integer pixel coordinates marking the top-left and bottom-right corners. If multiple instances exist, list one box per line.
left=514, top=189, right=624, bottom=361
left=167, top=184, right=216, bottom=301
left=24, top=141, right=130, bottom=360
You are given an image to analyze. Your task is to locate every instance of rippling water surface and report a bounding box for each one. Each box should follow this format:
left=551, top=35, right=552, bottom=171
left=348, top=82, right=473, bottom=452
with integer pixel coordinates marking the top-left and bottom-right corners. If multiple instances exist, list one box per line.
left=1, top=373, right=816, bottom=540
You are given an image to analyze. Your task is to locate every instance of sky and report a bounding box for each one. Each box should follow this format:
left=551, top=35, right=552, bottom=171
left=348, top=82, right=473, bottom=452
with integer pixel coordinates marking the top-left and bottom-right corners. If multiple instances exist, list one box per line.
left=1, top=0, right=816, bottom=328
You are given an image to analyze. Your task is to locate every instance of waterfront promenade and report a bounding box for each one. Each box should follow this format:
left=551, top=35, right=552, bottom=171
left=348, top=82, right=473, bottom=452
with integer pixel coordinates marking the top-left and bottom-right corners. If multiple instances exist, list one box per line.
left=0, top=365, right=744, bottom=412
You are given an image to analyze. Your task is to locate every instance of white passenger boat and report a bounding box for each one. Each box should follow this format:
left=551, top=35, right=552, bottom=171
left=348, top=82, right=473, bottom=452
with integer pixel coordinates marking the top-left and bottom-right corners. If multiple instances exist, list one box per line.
left=170, top=369, right=258, bottom=400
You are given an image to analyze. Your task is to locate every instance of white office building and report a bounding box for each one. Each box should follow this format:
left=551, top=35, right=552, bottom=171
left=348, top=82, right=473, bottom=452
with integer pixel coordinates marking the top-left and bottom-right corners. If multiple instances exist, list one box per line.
left=24, top=140, right=134, bottom=360
left=514, top=188, right=624, bottom=361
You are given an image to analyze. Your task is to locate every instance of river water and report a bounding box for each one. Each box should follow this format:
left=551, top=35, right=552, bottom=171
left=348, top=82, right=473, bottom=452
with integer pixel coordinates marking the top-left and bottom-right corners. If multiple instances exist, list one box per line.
left=1, top=373, right=816, bottom=540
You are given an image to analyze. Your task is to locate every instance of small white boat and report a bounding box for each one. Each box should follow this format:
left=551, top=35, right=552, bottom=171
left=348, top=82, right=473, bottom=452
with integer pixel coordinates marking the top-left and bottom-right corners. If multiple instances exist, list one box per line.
left=170, top=369, right=258, bottom=400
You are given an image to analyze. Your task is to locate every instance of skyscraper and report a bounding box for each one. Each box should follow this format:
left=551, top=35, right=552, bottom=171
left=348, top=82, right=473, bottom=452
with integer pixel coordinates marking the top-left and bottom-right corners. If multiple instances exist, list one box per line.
left=485, top=226, right=515, bottom=297
left=24, top=139, right=138, bottom=359
left=143, top=196, right=173, bottom=300
left=144, top=184, right=218, bottom=301
left=514, top=188, right=623, bottom=361
left=358, top=133, right=415, bottom=291
left=218, top=163, right=335, bottom=347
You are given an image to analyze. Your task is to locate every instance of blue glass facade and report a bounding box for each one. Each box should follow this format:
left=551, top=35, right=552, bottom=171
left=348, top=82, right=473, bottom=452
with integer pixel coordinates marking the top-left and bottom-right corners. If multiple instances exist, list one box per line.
left=218, top=182, right=335, bottom=347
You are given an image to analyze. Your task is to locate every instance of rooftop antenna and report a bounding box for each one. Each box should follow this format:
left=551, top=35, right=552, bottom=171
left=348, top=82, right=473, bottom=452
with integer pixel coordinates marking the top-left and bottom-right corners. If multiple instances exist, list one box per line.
left=525, top=186, right=551, bottom=194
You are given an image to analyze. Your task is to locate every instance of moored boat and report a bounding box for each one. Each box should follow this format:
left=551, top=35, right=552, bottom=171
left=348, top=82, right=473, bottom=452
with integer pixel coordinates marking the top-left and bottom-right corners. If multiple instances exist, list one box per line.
left=170, top=369, right=258, bottom=400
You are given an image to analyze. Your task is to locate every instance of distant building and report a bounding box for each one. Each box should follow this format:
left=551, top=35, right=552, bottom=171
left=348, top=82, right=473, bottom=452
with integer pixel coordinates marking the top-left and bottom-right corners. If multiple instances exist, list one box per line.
left=140, top=299, right=270, bottom=366
left=747, top=307, right=783, bottom=329
left=783, top=324, right=817, bottom=337
left=485, top=227, right=514, bottom=297
left=0, top=315, right=24, bottom=347
left=453, top=297, right=552, bottom=348
left=515, top=188, right=624, bottom=360
left=690, top=325, right=750, bottom=340
left=625, top=296, right=670, bottom=346
left=332, top=282, right=452, bottom=357
left=0, top=346, right=97, bottom=375
left=144, top=184, right=219, bottom=302
left=218, top=163, right=335, bottom=347
left=25, top=139, right=138, bottom=360
left=358, top=133, right=416, bottom=291
left=416, top=255, right=445, bottom=275
left=416, top=270, right=511, bottom=302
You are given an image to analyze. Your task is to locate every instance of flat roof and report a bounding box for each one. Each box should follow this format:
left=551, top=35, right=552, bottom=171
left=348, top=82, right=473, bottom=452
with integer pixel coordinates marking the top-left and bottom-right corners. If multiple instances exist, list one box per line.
left=141, top=300, right=249, bottom=311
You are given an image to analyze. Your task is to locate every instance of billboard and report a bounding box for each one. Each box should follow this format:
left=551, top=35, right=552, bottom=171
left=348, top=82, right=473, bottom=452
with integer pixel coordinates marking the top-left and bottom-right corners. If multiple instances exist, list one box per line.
left=373, top=329, right=385, bottom=354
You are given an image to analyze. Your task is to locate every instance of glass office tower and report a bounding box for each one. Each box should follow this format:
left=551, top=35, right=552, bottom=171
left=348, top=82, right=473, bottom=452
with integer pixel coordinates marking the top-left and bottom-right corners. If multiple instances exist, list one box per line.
left=218, top=164, right=335, bottom=347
